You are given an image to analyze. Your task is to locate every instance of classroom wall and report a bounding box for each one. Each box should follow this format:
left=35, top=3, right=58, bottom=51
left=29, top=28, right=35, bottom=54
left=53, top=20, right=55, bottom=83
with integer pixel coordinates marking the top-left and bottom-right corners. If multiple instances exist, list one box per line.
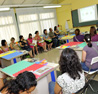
left=56, top=0, right=98, bottom=32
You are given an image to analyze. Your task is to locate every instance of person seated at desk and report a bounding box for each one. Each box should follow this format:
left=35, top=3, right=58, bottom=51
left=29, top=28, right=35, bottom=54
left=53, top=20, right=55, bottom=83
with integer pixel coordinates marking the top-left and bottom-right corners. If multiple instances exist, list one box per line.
left=0, top=70, right=7, bottom=90
left=1, top=40, right=10, bottom=52
left=0, top=71, right=37, bottom=94
left=81, top=34, right=98, bottom=71
left=27, top=33, right=38, bottom=56
left=19, top=35, right=33, bottom=58
left=73, top=29, right=84, bottom=42
left=90, top=26, right=98, bottom=42
left=49, top=48, right=85, bottom=94
left=54, top=26, right=60, bottom=38
left=10, top=37, right=20, bottom=50
left=49, top=28, right=58, bottom=48
left=43, top=29, right=53, bottom=50
left=34, top=31, right=47, bottom=52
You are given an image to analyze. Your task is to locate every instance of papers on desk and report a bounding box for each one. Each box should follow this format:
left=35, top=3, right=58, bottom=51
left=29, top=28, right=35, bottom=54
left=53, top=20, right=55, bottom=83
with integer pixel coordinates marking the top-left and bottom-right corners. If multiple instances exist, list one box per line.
left=33, top=66, right=53, bottom=76
left=13, top=64, right=53, bottom=79
left=0, top=50, right=16, bottom=57
left=59, top=42, right=83, bottom=49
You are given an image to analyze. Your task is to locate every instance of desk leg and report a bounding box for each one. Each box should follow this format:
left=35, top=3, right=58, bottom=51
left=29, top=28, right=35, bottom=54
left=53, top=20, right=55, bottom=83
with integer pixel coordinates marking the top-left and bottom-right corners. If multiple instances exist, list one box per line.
left=50, top=71, right=56, bottom=82
left=32, top=77, right=49, bottom=94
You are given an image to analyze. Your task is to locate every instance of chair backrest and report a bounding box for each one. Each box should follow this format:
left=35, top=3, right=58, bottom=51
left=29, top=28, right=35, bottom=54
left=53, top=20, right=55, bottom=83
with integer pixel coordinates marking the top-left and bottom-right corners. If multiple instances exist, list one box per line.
left=91, top=56, right=98, bottom=65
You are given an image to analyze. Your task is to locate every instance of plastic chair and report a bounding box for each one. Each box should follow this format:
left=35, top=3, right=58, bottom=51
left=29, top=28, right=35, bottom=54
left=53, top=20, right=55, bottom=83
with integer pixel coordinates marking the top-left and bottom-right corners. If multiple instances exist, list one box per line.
left=84, top=56, right=98, bottom=75
left=84, top=56, right=98, bottom=93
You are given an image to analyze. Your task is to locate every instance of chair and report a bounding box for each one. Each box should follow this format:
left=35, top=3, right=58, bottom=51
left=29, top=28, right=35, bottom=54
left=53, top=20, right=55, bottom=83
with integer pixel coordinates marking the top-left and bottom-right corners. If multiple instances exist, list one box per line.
left=84, top=56, right=98, bottom=93
left=84, top=56, right=98, bottom=75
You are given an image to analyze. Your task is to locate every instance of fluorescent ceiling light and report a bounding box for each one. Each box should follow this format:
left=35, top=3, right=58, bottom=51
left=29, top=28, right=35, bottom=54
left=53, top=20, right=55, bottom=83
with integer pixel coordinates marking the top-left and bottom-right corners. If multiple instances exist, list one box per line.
left=0, top=8, right=10, bottom=11
left=43, top=5, right=61, bottom=8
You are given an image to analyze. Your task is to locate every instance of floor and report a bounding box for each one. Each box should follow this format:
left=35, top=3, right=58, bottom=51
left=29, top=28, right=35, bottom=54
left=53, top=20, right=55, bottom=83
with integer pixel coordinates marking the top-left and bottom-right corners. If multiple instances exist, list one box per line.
left=35, top=48, right=98, bottom=81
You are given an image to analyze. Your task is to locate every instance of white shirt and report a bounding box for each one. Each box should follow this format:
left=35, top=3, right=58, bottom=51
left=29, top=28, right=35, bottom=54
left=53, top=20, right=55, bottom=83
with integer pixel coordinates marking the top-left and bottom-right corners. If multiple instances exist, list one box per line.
left=57, top=72, right=85, bottom=94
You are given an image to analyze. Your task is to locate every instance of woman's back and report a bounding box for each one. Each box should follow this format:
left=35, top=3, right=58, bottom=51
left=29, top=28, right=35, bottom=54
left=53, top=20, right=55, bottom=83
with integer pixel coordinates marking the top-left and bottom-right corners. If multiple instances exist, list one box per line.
left=57, top=72, right=85, bottom=94
left=83, top=42, right=98, bottom=69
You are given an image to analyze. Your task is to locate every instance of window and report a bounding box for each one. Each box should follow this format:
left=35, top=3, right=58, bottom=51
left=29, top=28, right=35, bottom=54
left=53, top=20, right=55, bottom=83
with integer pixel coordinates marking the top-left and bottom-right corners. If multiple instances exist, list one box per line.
left=0, top=10, right=19, bottom=45
left=16, top=8, right=57, bottom=38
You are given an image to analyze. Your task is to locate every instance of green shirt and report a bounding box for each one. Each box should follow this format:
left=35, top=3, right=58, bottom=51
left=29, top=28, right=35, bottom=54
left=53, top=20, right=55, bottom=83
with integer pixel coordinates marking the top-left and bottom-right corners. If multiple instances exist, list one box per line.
left=49, top=32, right=54, bottom=38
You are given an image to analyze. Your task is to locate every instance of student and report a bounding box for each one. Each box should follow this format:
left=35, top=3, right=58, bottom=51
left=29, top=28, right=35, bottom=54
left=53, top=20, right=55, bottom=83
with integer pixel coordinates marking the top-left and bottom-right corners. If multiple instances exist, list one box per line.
left=49, top=28, right=58, bottom=48
left=19, top=35, right=33, bottom=58
left=0, top=70, right=6, bottom=90
left=1, top=40, right=10, bottom=52
left=49, top=48, right=85, bottom=94
left=90, top=26, right=98, bottom=41
left=34, top=31, right=47, bottom=52
left=1, top=71, right=37, bottom=94
left=81, top=34, right=98, bottom=71
left=10, top=37, right=20, bottom=50
left=73, top=29, right=84, bottom=42
left=27, top=33, right=38, bottom=56
left=54, top=26, right=60, bottom=38
left=43, top=29, right=53, bottom=50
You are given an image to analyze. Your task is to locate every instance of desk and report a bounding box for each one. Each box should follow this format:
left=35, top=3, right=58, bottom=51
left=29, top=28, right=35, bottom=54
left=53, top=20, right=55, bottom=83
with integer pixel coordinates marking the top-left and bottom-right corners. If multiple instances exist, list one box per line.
left=0, top=50, right=28, bottom=67
left=56, top=42, right=83, bottom=60
left=1, top=60, right=59, bottom=94
left=59, top=35, right=75, bottom=43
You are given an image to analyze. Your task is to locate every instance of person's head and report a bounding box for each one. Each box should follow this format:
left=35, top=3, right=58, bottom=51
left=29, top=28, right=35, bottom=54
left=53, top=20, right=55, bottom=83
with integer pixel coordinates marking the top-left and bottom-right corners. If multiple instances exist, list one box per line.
left=43, top=29, right=47, bottom=35
left=49, top=28, right=53, bottom=32
left=75, top=29, right=80, bottom=36
left=54, top=26, right=58, bottom=31
left=4, top=71, right=37, bottom=94
left=19, top=35, right=24, bottom=41
left=59, top=48, right=82, bottom=80
left=1, top=40, right=7, bottom=46
left=35, top=31, right=39, bottom=35
left=29, top=33, right=32, bottom=39
left=11, top=37, right=15, bottom=43
left=90, top=26, right=96, bottom=36
left=84, top=34, right=92, bottom=47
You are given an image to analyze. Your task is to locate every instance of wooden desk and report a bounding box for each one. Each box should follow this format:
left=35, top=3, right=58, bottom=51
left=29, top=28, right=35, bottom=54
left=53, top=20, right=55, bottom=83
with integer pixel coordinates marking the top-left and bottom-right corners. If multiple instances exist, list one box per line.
left=0, top=50, right=28, bottom=67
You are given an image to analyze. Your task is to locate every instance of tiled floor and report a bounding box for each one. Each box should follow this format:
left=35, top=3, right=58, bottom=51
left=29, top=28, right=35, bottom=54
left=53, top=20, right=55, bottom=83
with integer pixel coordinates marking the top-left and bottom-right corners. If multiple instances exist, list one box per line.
left=35, top=48, right=98, bottom=80
left=35, top=48, right=61, bottom=64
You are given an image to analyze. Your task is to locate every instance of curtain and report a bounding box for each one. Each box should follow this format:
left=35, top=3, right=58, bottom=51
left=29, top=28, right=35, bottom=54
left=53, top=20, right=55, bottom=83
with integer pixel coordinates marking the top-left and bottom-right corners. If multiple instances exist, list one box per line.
left=16, top=8, right=57, bottom=39
left=0, top=9, right=19, bottom=45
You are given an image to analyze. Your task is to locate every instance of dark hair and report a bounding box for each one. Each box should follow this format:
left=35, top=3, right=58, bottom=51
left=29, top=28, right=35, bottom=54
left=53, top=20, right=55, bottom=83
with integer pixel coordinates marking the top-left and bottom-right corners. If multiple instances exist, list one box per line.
left=54, top=26, right=57, bottom=31
left=3, top=71, right=37, bottom=94
left=75, top=29, right=80, bottom=36
left=11, top=37, right=15, bottom=41
left=90, top=26, right=96, bottom=36
left=35, top=31, right=39, bottom=34
left=43, top=29, right=47, bottom=34
left=59, top=48, right=82, bottom=80
left=19, top=35, right=23, bottom=41
left=84, top=34, right=92, bottom=47
left=1, top=40, right=6, bottom=46
left=29, top=33, right=32, bottom=38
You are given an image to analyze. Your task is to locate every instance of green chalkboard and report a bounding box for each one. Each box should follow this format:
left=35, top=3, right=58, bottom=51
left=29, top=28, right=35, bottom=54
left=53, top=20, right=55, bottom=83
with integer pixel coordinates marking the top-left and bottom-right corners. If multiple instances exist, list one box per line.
left=72, top=5, right=98, bottom=27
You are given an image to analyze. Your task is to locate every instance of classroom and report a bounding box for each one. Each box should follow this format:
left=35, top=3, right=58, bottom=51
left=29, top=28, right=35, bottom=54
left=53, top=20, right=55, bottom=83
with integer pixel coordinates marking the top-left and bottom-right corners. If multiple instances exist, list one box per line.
left=0, top=0, right=98, bottom=94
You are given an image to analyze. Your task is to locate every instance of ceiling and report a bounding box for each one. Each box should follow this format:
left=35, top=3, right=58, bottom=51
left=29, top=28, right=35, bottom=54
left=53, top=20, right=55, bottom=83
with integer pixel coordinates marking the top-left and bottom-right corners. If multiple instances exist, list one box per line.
left=0, top=0, right=64, bottom=5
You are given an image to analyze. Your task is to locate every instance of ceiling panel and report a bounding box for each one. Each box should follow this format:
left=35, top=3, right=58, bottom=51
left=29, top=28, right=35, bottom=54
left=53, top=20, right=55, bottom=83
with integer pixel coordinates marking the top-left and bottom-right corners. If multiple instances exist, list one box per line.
left=23, top=0, right=41, bottom=4
left=0, top=0, right=64, bottom=5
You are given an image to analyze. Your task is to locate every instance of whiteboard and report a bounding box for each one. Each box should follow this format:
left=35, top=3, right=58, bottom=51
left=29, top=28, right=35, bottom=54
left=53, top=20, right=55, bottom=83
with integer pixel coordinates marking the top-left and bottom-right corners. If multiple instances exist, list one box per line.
left=78, top=5, right=98, bottom=23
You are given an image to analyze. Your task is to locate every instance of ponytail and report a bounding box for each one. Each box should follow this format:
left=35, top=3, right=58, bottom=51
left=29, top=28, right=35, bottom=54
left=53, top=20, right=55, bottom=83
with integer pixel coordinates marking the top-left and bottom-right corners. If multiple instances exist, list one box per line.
left=87, top=41, right=92, bottom=47
left=84, top=34, right=92, bottom=48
